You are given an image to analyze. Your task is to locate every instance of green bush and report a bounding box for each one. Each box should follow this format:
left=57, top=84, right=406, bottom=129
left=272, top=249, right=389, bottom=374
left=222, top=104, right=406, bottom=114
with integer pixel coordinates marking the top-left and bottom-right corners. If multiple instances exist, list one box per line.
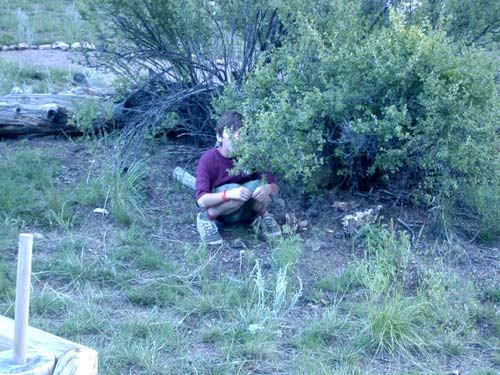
left=401, top=0, right=500, bottom=47
left=217, top=10, right=499, bottom=230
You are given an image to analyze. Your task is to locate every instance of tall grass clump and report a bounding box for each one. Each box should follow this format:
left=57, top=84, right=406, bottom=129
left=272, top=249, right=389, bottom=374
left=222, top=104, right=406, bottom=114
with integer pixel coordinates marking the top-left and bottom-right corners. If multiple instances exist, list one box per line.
left=0, top=59, right=74, bottom=95
left=0, top=145, right=75, bottom=228
left=351, top=226, right=431, bottom=356
left=97, top=311, right=186, bottom=375
left=78, top=156, right=146, bottom=226
left=295, top=224, right=481, bottom=364
left=271, top=232, right=303, bottom=271
left=0, top=257, right=15, bottom=302
left=16, top=8, right=33, bottom=44
left=214, top=262, right=302, bottom=362
left=241, top=262, right=302, bottom=325
left=103, top=160, right=146, bottom=225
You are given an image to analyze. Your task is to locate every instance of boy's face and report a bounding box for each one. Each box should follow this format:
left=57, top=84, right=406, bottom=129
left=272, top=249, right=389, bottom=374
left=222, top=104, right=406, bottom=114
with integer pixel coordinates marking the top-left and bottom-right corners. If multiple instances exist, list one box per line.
left=217, top=128, right=240, bottom=157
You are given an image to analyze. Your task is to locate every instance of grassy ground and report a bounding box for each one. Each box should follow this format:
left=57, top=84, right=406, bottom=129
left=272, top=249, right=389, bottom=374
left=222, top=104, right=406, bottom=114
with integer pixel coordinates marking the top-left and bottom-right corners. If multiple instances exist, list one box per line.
left=0, top=58, right=73, bottom=94
left=0, top=49, right=115, bottom=95
left=0, top=0, right=94, bottom=45
left=0, top=3, right=498, bottom=374
left=0, top=137, right=498, bottom=375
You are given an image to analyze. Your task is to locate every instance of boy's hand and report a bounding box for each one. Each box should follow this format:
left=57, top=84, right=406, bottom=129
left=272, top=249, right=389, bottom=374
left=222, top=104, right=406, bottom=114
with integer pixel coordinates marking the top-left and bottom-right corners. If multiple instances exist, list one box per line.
left=252, top=185, right=270, bottom=203
left=227, top=187, right=252, bottom=201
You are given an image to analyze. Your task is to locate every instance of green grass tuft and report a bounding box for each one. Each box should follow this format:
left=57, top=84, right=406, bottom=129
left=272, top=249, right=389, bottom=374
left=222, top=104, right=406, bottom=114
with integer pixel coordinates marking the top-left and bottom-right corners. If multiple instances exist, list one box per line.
left=0, top=145, right=75, bottom=229
left=0, top=0, right=95, bottom=45
left=271, top=233, right=303, bottom=271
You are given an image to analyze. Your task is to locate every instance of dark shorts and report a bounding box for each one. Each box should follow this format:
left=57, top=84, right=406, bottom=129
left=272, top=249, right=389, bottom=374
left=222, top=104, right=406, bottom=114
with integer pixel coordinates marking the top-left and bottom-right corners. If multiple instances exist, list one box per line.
left=213, top=180, right=260, bottom=225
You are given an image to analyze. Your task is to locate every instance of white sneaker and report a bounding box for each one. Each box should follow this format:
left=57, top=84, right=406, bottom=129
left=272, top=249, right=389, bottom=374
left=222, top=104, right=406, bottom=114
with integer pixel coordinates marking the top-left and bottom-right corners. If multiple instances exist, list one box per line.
left=197, top=212, right=223, bottom=245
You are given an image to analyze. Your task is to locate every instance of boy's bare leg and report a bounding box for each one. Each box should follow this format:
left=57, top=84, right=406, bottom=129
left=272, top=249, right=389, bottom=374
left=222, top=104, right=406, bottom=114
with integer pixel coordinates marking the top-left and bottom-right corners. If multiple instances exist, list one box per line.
left=207, top=199, right=245, bottom=218
left=252, top=198, right=269, bottom=215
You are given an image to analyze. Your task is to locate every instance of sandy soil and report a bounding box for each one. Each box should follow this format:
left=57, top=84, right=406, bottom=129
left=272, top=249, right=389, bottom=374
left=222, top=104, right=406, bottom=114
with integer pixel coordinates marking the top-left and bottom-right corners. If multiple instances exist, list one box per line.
left=0, top=49, right=87, bottom=70
left=0, top=49, right=116, bottom=87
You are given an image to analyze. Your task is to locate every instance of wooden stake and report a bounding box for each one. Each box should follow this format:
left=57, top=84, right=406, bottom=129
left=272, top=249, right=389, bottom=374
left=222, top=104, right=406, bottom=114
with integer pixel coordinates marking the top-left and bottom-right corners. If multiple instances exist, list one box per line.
left=13, top=233, right=33, bottom=365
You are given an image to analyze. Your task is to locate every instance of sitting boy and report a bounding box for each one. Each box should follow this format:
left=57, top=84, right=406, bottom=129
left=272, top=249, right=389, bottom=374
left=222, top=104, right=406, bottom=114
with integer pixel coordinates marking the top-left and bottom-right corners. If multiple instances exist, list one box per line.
left=196, top=111, right=282, bottom=245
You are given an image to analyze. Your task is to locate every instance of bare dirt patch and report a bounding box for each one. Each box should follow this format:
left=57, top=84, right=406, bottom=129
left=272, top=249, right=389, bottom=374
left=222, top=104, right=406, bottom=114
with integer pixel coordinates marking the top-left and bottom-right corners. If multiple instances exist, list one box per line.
left=0, top=49, right=85, bottom=70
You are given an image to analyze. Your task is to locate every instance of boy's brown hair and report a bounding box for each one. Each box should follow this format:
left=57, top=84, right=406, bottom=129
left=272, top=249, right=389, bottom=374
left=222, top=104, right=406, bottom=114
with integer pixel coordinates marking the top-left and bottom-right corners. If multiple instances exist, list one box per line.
left=216, top=111, right=244, bottom=137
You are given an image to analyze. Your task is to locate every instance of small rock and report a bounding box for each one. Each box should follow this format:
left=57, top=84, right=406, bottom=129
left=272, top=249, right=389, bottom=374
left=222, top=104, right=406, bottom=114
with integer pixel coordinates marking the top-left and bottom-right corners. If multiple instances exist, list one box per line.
left=1, top=45, right=7, bottom=51
left=72, top=72, right=88, bottom=86
left=298, top=220, right=308, bottom=229
left=29, top=45, right=39, bottom=49
left=11, top=87, right=24, bottom=94
left=32, top=233, right=45, bottom=240
left=70, top=42, right=81, bottom=50
left=274, top=197, right=286, bottom=209
left=93, top=208, right=109, bottom=215
left=17, top=42, right=29, bottom=50
left=81, top=41, right=96, bottom=50
left=7, top=45, right=16, bottom=50
left=39, top=44, right=52, bottom=50
left=341, top=205, right=383, bottom=236
left=52, top=41, right=69, bottom=50
left=230, top=238, right=246, bottom=249
left=306, top=207, right=319, bottom=217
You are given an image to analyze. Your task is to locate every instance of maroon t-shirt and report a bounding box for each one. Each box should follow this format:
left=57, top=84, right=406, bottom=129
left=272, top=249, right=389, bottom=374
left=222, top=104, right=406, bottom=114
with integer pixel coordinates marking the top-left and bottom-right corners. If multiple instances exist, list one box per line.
left=196, top=147, right=276, bottom=201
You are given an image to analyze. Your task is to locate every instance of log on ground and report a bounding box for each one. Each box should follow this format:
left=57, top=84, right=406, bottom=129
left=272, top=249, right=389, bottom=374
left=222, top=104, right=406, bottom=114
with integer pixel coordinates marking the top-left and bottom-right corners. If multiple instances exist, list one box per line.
left=0, top=94, right=111, bottom=137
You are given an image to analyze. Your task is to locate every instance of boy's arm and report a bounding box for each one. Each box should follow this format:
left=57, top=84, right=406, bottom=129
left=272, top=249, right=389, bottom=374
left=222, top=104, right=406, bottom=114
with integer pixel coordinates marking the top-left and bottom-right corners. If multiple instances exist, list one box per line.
left=196, top=153, right=253, bottom=207
left=197, top=188, right=253, bottom=208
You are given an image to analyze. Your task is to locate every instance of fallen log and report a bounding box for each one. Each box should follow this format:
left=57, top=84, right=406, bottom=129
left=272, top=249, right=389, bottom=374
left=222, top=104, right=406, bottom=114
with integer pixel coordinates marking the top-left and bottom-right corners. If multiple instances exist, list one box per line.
left=0, top=94, right=111, bottom=137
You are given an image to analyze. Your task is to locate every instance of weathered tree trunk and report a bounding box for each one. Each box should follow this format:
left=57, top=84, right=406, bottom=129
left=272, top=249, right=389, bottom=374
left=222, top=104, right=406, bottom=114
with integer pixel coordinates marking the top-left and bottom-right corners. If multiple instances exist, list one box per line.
left=0, top=94, right=109, bottom=137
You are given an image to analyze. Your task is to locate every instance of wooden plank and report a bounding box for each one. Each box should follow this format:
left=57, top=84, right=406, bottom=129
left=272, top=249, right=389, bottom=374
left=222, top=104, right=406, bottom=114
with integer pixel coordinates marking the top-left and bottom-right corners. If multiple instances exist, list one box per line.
left=0, top=316, right=97, bottom=375
left=0, top=349, right=55, bottom=375
left=52, top=348, right=97, bottom=375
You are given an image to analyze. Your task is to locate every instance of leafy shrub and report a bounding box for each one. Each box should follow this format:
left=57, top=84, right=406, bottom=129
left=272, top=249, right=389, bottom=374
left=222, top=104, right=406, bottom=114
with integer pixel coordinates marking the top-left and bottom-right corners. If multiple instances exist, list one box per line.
left=217, top=11, right=499, bottom=229
left=70, top=98, right=114, bottom=137
left=401, top=0, right=500, bottom=47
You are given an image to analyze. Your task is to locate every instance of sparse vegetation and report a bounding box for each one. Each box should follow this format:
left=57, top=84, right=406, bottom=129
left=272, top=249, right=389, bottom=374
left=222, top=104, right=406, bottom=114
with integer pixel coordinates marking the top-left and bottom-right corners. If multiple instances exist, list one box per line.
left=0, top=141, right=497, bottom=374
left=0, top=0, right=95, bottom=45
left=0, top=1, right=498, bottom=374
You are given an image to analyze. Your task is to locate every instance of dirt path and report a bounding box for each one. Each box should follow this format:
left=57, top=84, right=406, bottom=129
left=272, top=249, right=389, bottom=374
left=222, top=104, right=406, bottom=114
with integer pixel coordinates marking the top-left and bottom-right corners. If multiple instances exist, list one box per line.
left=0, top=49, right=116, bottom=87
left=0, top=49, right=87, bottom=70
